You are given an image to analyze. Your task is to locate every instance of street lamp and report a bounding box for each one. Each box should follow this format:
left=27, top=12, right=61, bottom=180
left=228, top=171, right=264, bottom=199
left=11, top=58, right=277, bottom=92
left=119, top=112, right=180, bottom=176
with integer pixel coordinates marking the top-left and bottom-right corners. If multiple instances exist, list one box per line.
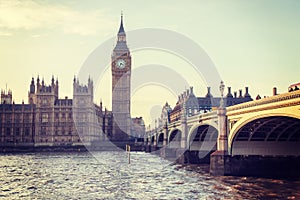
left=219, top=81, right=225, bottom=108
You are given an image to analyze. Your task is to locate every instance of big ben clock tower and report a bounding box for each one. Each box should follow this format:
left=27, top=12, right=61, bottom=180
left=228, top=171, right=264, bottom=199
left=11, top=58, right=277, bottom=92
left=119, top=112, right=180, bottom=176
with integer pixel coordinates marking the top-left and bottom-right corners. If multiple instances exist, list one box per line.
left=111, top=14, right=131, bottom=140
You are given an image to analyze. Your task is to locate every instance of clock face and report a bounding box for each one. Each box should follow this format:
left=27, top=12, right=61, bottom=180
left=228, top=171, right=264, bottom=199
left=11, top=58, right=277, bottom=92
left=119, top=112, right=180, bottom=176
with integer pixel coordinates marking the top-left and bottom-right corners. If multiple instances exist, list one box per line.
left=116, top=59, right=126, bottom=69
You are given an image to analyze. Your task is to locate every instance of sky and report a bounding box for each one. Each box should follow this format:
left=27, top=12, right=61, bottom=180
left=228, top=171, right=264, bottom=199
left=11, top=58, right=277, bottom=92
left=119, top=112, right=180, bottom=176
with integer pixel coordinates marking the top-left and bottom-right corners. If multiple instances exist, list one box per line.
left=0, top=0, right=300, bottom=126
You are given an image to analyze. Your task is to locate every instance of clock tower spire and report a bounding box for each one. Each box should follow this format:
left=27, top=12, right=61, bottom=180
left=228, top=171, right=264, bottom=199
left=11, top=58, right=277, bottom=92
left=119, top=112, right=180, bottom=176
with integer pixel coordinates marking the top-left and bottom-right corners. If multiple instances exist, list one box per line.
left=111, top=13, right=131, bottom=141
left=118, top=12, right=125, bottom=36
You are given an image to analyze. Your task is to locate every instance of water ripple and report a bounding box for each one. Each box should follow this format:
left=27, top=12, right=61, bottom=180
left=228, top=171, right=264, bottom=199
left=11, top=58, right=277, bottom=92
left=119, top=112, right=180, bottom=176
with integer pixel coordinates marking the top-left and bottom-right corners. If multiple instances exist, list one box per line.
left=0, top=152, right=299, bottom=199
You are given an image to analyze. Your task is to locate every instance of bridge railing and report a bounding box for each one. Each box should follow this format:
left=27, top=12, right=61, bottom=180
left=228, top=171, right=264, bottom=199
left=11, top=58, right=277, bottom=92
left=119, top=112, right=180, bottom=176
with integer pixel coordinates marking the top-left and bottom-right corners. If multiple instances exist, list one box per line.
left=227, top=90, right=300, bottom=113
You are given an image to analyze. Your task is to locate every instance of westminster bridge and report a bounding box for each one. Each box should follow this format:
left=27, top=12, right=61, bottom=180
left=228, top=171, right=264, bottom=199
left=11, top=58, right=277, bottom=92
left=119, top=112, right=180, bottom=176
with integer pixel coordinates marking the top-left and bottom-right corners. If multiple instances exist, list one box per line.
left=144, top=89, right=300, bottom=177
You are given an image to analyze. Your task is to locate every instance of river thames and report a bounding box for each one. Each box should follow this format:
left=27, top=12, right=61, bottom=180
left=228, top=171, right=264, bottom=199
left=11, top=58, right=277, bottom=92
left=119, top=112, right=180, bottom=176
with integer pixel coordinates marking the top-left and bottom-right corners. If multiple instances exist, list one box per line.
left=0, top=151, right=299, bottom=199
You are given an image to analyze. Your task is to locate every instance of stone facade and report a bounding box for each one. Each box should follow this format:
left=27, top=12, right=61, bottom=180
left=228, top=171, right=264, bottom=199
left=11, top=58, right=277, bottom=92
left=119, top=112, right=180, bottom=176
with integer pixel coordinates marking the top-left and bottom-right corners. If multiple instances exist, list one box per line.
left=0, top=77, right=108, bottom=148
left=0, top=15, right=146, bottom=149
left=169, top=86, right=253, bottom=123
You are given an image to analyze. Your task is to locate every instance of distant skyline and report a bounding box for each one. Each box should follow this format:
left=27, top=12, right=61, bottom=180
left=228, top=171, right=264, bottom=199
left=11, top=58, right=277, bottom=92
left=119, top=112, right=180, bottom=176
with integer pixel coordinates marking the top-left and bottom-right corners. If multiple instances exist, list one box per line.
left=0, top=0, right=299, bottom=126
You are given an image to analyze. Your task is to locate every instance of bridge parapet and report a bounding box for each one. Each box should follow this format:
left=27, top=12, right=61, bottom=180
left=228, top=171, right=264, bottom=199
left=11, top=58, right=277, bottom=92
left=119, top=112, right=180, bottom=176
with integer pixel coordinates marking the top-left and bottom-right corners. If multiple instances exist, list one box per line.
left=168, top=121, right=181, bottom=129
left=227, top=90, right=300, bottom=116
left=199, top=110, right=218, bottom=121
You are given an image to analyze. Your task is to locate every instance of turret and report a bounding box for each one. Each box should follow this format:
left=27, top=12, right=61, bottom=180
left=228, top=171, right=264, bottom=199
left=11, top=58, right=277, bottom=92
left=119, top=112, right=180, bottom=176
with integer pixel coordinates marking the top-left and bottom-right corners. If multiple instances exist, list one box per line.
left=244, top=87, right=251, bottom=98
left=226, top=87, right=233, bottom=98
left=206, top=87, right=213, bottom=98
left=51, top=75, right=55, bottom=87
left=239, top=89, right=243, bottom=98
left=234, top=91, right=237, bottom=98
left=73, top=77, right=94, bottom=106
left=88, top=76, right=94, bottom=100
left=190, top=86, right=194, bottom=95
left=100, top=99, right=103, bottom=111
left=29, top=77, right=35, bottom=94
left=55, top=77, right=59, bottom=97
left=37, top=75, right=41, bottom=92
left=1, top=89, right=12, bottom=104
left=28, top=77, right=36, bottom=104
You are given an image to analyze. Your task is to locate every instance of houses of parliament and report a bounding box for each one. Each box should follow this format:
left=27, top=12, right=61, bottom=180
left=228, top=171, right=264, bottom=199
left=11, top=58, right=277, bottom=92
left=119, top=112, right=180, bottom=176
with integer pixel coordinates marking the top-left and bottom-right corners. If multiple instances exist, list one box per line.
left=0, top=15, right=253, bottom=150
left=0, top=15, right=145, bottom=150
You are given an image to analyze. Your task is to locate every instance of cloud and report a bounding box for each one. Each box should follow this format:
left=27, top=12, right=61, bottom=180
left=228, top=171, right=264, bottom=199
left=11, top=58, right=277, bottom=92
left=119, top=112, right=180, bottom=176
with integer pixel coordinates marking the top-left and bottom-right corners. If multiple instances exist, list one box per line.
left=0, top=0, right=114, bottom=35
left=0, top=30, right=12, bottom=36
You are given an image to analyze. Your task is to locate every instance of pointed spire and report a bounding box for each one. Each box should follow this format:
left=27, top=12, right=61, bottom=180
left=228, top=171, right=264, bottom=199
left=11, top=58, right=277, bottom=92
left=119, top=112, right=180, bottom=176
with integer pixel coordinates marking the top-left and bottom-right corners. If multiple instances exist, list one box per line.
left=51, top=75, right=55, bottom=86
left=114, top=12, right=128, bottom=50
left=118, top=11, right=125, bottom=34
left=30, top=77, right=35, bottom=94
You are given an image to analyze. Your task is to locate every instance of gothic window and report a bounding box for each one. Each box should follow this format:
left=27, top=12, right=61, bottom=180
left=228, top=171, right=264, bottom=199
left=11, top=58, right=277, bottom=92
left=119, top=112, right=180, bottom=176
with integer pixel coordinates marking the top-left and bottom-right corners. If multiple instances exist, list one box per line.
left=42, top=113, right=48, bottom=123
left=41, top=126, right=46, bottom=135
left=15, top=127, right=20, bottom=136
left=25, top=127, right=30, bottom=136
left=24, top=115, right=30, bottom=123
left=15, top=115, right=21, bottom=123
left=6, top=115, right=11, bottom=123
left=6, top=127, right=11, bottom=136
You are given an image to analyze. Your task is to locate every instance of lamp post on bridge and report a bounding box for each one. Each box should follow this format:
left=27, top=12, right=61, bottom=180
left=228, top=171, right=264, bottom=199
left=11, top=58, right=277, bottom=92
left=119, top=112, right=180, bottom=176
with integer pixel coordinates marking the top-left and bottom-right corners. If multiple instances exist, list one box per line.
left=220, top=81, right=225, bottom=108
left=163, top=119, right=168, bottom=146
left=217, top=81, right=228, bottom=152
left=210, top=81, right=230, bottom=176
left=181, top=101, right=187, bottom=149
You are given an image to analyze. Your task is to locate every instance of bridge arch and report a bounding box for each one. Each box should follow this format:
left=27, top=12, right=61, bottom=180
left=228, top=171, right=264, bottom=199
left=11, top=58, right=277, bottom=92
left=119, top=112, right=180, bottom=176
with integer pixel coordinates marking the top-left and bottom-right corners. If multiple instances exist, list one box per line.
left=157, top=132, right=164, bottom=147
left=187, top=124, right=218, bottom=163
left=187, top=124, right=218, bottom=152
left=150, top=135, right=155, bottom=145
left=229, top=114, right=300, bottom=156
left=168, top=128, right=182, bottom=148
left=187, top=121, right=218, bottom=144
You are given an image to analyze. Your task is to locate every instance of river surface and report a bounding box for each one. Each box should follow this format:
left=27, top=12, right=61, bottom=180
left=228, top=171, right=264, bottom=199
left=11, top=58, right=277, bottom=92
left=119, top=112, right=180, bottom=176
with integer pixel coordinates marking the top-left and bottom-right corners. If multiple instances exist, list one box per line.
left=0, top=151, right=299, bottom=199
